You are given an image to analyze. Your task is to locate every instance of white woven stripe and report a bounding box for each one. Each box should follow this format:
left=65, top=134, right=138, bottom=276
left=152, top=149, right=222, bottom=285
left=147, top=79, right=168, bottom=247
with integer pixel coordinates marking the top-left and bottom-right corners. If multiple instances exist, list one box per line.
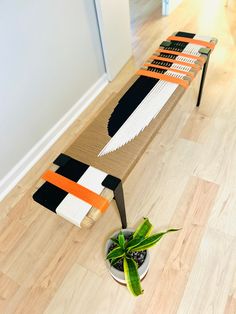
left=56, top=167, right=107, bottom=227
left=98, top=34, right=212, bottom=156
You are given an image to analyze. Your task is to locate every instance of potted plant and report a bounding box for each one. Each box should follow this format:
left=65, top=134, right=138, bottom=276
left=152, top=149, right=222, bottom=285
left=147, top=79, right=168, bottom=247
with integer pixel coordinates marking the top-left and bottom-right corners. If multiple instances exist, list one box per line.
left=105, top=218, right=179, bottom=296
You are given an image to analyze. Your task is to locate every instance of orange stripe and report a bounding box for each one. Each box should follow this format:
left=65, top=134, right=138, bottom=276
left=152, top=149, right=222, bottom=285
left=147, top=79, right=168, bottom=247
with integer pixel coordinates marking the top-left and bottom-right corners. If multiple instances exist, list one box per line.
left=136, top=69, right=189, bottom=89
left=144, top=63, right=195, bottom=79
left=156, top=49, right=205, bottom=63
left=42, top=170, right=109, bottom=212
left=150, top=55, right=200, bottom=69
left=167, top=36, right=215, bottom=50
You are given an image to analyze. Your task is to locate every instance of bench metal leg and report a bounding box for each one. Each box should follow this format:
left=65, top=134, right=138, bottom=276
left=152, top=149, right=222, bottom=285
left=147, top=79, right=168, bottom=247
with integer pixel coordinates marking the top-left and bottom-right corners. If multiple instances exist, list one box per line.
left=113, top=181, right=127, bottom=229
left=102, top=175, right=127, bottom=228
left=196, top=53, right=210, bottom=107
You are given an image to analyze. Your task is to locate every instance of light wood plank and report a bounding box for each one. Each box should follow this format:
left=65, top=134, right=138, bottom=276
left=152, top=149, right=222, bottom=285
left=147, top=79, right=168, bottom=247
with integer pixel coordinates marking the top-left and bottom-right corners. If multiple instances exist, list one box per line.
left=193, top=116, right=236, bottom=186
left=224, top=268, right=236, bottom=314
left=0, top=272, right=19, bottom=313
left=180, top=111, right=212, bottom=143
left=177, top=228, right=236, bottom=314
left=146, top=177, right=219, bottom=314
left=44, top=264, right=104, bottom=314
left=11, top=228, right=87, bottom=314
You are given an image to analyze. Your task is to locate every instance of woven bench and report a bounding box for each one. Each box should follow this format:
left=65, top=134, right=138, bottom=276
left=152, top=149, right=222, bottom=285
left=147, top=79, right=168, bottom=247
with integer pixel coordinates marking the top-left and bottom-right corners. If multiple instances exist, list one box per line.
left=33, top=31, right=217, bottom=228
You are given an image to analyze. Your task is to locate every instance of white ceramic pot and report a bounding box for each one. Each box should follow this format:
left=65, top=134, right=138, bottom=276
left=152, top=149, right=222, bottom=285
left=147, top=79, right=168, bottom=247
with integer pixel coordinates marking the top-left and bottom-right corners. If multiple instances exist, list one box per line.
left=105, top=228, right=150, bottom=284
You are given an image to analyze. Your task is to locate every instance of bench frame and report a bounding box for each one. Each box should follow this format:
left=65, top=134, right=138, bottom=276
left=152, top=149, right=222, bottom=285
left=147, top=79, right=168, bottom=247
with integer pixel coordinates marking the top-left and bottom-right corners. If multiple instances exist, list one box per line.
left=102, top=175, right=127, bottom=228
left=196, top=48, right=211, bottom=107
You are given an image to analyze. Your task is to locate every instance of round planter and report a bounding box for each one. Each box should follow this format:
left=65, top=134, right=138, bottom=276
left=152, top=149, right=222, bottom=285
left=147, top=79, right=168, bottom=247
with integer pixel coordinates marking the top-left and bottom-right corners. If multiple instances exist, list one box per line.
left=105, top=228, right=150, bottom=285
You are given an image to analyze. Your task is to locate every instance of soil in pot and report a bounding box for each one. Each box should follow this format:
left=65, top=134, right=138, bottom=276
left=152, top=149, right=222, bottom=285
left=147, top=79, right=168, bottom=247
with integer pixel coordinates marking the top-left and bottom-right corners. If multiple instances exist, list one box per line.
left=107, top=232, right=147, bottom=271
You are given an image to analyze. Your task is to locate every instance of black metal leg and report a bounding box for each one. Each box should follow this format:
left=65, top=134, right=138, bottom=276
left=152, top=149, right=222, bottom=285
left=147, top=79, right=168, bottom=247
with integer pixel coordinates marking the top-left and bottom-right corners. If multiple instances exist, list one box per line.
left=113, top=182, right=127, bottom=229
left=102, top=175, right=127, bottom=228
left=196, top=54, right=210, bottom=107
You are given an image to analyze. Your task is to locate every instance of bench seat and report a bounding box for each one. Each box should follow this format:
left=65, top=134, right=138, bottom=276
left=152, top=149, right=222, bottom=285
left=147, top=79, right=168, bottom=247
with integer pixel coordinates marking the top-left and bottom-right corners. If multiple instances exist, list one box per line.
left=33, top=31, right=217, bottom=228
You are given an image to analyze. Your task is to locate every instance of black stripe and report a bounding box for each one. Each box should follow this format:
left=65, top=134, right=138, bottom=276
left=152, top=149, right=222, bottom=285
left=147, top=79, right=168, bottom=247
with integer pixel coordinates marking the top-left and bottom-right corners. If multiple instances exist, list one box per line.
left=102, top=174, right=121, bottom=190
left=33, top=157, right=89, bottom=212
left=108, top=76, right=157, bottom=137
left=164, top=31, right=195, bottom=52
left=146, top=66, right=167, bottom=74
left=158, top=32, right=195, bottom=54
left=176, top=31, right=196, bottom=38
left=151, top=58, right=175, bottom=67
left=53, top=153, right=71, bottom=167
left=107, top=31, right=196, bottom=137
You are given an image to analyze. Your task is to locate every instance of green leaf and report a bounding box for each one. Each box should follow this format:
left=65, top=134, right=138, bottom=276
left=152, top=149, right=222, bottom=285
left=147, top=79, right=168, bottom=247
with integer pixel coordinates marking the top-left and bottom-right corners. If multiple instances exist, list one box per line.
left=110, top=256, right=123, bottom=266
left=123, top=257, right=143, bottom=296
left=110, top=237, right=119, bottom=245
left=126, top=237, right=145, bottom=251
left=130, top=228, right=180, bottom=252
left=133, top=218, right=153, bottom=239
left=106, top=247, right=125, bottom=260
left=118, top=231, right=125, bottom=250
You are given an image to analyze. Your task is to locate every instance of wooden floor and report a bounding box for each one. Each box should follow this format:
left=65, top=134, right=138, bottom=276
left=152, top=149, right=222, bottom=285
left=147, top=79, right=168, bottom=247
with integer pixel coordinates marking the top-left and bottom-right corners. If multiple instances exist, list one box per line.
left=0, top=0, right=236, bottom=313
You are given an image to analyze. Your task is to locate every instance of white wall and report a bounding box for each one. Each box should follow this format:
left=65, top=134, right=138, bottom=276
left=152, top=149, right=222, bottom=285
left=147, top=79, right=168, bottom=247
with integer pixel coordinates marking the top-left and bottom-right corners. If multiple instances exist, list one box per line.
left=0, top=0, right=106, bottom=180
left=95, top=0, right=132, bottom=80
left=162, top=0, right=182, bottom=15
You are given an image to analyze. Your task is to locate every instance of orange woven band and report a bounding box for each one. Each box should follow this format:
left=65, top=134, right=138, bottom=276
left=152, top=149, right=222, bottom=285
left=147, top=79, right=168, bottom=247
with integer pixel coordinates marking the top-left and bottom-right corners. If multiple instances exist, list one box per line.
left=136, top=69, right=189, bottom=89
left=167, top=36, right=215, bottom=50
left=144, top=63, right=195, bottom=79
left=156, top=49, right=205, bottom=63
left=42, top=170, right=109, bottom=212
left=150, top=55, right=201, bottom=70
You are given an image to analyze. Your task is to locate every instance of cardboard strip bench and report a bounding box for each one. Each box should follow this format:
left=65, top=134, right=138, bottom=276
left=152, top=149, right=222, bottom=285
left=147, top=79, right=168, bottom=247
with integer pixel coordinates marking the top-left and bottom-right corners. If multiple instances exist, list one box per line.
left=33, top=31, right=217, bottom=228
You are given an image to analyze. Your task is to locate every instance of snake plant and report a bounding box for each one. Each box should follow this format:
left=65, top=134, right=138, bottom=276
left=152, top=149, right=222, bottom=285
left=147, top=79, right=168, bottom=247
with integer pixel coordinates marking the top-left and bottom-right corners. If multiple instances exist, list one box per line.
left=106, top=218, right=179, bottom=296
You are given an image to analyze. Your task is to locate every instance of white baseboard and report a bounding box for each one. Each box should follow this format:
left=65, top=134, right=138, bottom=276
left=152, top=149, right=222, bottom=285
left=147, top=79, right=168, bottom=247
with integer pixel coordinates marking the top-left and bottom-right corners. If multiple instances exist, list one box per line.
left=0, top=74, right=108, bottom=201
